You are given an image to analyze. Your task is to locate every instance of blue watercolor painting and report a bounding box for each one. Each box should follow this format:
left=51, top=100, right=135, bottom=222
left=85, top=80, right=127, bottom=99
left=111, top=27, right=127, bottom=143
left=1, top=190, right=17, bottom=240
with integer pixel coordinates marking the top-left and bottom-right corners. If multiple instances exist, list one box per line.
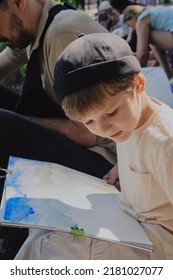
left=4, top=196, right=34, bottom=222
left=2, top=156, right=81, bottom=230
left=0, top=156, right=153, bottom=249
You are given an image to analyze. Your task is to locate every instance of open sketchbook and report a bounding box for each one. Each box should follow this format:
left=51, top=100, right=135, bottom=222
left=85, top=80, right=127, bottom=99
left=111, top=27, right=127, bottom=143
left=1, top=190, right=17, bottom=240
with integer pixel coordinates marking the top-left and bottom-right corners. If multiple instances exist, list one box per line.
left=0, top=156, right=153, bottom=252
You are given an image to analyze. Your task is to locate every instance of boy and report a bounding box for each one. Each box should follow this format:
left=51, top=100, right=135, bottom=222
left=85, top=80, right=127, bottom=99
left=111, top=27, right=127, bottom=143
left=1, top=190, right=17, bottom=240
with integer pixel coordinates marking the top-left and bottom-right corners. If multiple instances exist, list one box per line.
left=53, top=33, right=173, bottom=259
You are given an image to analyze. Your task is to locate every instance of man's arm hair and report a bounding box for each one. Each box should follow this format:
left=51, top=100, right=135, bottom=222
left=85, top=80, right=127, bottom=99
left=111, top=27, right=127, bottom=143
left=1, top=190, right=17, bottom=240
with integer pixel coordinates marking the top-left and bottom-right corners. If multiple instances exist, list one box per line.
left=0, top=48, right=27, bottom=80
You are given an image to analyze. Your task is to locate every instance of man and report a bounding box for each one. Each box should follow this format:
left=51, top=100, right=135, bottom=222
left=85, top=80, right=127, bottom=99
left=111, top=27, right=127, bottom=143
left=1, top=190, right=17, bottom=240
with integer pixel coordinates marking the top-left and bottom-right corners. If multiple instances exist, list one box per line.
left=0, top=0, right=116, bottom=259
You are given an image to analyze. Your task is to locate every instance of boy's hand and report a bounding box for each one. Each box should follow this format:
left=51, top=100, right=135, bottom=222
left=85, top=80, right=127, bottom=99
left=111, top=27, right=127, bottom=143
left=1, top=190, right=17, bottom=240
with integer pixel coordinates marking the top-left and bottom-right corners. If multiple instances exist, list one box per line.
left=103, top=163, right=120, bottom=191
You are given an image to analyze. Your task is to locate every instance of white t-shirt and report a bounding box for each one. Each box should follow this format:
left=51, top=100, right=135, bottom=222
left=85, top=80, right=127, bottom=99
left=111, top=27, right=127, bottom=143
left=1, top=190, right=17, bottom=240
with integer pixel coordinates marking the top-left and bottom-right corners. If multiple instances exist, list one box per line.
left=117, top=101, right=173, bottom=259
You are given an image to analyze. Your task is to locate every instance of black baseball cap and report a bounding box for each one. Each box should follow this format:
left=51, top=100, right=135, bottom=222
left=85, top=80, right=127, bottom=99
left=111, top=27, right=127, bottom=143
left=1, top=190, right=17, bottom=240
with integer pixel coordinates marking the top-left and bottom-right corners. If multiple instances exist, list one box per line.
left=53, top=33, right=141, bottom=102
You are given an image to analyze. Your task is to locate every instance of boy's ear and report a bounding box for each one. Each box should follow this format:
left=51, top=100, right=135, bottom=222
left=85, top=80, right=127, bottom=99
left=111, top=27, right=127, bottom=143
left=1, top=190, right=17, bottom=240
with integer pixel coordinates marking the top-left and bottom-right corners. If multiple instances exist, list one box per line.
left=135, top=73, right=145, bottom=93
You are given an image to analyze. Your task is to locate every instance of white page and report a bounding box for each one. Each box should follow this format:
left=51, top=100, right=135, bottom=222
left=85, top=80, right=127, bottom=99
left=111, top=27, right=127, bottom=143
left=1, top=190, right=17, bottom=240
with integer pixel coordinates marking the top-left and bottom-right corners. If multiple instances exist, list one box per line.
left=0, top=156, right=153, bottom=250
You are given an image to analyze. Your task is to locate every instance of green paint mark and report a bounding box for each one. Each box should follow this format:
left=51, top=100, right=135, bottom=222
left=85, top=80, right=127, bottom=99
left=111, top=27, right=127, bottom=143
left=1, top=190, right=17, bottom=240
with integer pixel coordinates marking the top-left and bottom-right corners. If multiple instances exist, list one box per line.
left=70, top=225, right=85, bottom=238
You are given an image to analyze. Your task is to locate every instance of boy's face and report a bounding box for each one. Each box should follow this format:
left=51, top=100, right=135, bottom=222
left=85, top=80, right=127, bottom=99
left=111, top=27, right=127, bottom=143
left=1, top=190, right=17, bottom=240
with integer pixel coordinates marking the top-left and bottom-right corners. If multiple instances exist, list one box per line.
left=75, top=79, right=145, bottom=143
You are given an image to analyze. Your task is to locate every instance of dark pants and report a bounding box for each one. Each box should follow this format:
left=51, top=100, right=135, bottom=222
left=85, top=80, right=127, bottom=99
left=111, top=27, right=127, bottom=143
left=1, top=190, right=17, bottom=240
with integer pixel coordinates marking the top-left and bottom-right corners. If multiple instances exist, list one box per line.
left=0, top=108, right=113, bottom=178
left=0, top=86, right=20, bottom=111
left=0, top=86, right=113, bottom=259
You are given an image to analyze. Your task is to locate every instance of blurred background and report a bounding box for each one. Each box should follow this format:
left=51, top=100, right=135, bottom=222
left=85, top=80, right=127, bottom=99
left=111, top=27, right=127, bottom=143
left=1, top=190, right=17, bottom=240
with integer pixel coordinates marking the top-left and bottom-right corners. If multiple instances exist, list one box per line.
left=0, top=0, right=172, bottom=92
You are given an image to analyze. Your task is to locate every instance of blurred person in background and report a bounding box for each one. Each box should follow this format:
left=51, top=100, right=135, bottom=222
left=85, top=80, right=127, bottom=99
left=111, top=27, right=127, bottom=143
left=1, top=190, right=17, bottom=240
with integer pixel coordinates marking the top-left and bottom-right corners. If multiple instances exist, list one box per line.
left=123, top=4, right=173, bottom=87
left=109, top=0, right=139, bottom=51
left=96, top=1, right=120, bottom=32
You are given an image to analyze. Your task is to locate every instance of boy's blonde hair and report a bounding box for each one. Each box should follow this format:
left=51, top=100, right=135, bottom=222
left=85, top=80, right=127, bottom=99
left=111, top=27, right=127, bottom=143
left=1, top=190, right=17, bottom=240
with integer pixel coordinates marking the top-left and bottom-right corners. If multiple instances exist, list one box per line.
left=62, top=74, right=136, bottom=120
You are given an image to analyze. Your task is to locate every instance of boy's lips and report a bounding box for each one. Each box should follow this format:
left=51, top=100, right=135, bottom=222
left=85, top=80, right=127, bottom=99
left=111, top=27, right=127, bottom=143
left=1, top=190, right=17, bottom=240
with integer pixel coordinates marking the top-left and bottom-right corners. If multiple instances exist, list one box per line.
left=110, top=131, right=123, bottom=138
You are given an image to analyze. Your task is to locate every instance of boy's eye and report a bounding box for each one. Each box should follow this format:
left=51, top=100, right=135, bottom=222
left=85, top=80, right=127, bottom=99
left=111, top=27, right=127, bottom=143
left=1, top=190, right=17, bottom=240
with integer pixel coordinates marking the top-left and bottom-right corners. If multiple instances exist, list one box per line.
left=106, top=109, right=118, bottom=117
left=84, top=120, right=93, bottom=125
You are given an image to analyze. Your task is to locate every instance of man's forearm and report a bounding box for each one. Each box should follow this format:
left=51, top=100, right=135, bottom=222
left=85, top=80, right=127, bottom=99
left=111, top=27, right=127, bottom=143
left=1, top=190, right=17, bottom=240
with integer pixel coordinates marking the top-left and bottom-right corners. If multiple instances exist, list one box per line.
left=28, top=116, right=97, bottom=147
left=0, top=48, right=25, bottom=80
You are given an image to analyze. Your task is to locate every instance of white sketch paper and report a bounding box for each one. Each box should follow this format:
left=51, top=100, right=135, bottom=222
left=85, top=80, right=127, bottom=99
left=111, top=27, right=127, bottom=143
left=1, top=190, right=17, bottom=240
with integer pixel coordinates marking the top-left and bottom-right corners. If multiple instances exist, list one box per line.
left=0, top=156, right=153, bottom=251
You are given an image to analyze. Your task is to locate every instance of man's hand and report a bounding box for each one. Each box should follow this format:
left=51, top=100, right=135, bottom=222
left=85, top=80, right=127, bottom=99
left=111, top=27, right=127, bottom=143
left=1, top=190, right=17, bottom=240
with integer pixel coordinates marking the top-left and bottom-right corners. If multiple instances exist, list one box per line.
left=28, top=116, right=97, bottom=147
left=103, top=163, right=120, bottom=191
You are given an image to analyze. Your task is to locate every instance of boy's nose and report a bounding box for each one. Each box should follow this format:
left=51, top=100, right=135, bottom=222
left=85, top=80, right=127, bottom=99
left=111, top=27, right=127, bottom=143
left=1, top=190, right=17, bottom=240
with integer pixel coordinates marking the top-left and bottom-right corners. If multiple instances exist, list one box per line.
left=97, top=121, right=113, bottom=135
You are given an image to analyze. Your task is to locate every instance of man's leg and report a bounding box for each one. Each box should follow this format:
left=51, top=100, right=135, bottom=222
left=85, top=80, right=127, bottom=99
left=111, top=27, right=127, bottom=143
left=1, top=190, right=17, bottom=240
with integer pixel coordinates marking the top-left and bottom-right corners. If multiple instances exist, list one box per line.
left=0, top=109, right=113, bottom=178
left=0, top=86, right=20, bottom=111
